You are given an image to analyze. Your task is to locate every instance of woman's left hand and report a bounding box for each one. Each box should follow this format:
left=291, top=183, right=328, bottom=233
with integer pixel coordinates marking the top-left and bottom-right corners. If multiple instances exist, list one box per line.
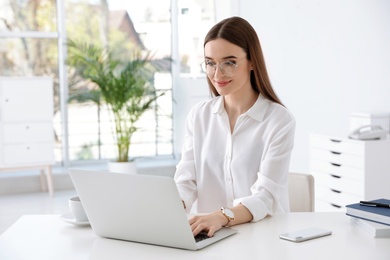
left=189, top=204, right=253, bottom=237
left=189, top=210, right=228, bottom=237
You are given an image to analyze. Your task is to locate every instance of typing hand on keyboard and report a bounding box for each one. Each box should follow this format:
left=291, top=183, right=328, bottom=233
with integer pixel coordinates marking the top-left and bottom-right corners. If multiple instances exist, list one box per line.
left=194, top=231, right=210, bottom=242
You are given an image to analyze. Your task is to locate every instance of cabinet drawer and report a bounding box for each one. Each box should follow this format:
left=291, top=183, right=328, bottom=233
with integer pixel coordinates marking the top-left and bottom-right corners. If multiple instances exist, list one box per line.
left=310, top=159, right=364, bottom=181
left=2, top=143, right=54, bottom=165
left=315, top=198, right=345, bottom=212
left=0, top=77, right=53, bottom=122
left=2, top=123, right=54, bottom=143
left=310, top=148, right=364, bottom=168
left=316, top=185, right=362, bottom=209
left=310, top=135, right=364, bottom=155
left=313, top=171, right=363, bottom=197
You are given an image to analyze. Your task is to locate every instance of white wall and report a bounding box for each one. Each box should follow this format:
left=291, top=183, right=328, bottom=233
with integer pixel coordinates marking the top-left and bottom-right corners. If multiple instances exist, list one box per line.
left=232, top=0, right=390, bottom=173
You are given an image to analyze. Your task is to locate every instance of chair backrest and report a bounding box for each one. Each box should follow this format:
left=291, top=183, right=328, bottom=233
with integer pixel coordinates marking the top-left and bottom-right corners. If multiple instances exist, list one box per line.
left=288, top=172, right=315, bottom=212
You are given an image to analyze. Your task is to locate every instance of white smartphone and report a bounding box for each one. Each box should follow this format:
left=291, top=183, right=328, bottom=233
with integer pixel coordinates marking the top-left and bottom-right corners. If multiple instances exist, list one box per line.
left=279, top=227, right=332, bottom=243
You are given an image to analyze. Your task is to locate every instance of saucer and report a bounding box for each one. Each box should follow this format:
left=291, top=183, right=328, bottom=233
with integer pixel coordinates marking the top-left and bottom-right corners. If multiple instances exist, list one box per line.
left=60, top=213, right=90, bottom=226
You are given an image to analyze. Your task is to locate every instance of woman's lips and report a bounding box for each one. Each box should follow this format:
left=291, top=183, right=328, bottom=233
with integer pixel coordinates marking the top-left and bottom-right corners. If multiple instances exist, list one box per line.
left=214, top=80, right=231, bottom=88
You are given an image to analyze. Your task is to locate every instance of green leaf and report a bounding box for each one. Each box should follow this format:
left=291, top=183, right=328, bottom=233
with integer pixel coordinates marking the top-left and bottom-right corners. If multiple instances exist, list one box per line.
left=66, top=40, right=165, bottom=162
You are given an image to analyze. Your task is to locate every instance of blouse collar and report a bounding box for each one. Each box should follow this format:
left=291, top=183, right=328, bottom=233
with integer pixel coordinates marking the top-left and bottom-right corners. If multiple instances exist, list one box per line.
left=212, top=94, right=269, bottom=122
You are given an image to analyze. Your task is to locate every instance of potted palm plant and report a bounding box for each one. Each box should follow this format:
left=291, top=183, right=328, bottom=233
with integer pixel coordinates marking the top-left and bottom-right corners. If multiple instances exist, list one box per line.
left=67, top=40, right=164, bottom=173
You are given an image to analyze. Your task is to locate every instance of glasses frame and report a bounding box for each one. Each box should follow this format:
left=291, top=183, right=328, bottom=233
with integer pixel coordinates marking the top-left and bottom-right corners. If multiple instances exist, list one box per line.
left=200, top=60, right=240, bottom=77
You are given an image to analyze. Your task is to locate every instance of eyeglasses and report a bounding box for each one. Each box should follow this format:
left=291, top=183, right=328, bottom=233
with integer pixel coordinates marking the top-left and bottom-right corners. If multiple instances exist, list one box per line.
left=200, top=60, right=239, bottom=77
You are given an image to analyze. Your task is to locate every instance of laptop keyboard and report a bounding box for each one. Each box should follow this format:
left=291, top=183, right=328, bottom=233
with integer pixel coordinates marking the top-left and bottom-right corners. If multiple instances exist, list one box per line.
left=195, top=232, right=210, bottom=243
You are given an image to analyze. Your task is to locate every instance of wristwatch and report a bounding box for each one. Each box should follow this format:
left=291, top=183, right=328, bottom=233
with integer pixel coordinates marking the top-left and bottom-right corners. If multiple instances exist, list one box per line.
left=221, top=207, right=235, bottom=226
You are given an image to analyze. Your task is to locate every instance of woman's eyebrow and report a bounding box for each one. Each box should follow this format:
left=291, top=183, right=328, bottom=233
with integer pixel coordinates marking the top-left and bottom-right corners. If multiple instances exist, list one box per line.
left=222, top=55, right=238, bottom=59
left=204, top=55, right=238, bottom=60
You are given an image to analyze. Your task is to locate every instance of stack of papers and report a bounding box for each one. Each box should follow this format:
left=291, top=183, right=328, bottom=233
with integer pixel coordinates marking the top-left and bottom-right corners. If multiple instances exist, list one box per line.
left=350, top=217, right=390, bottom=238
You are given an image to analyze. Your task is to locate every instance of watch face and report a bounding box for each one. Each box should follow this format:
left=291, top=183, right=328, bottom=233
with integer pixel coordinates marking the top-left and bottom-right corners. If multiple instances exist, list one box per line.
left=224, top=208, right=234, bottom=218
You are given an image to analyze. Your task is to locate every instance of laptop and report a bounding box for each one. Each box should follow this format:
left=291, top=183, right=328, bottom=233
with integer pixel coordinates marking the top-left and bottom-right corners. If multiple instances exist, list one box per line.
left=68, top=169, right=237, bottom=250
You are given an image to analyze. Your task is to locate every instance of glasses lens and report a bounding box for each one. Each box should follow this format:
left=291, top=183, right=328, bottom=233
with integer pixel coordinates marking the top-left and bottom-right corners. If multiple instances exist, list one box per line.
left=201, top=61, right=213, bottom=75
left=220, top=62, right=235, bottom=77
left=200, top=61, right=237, bottom=76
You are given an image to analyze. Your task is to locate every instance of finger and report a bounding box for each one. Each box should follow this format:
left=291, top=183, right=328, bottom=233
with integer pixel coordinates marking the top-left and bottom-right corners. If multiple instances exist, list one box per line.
left=190, top=219, right=200, bottom=232
left=207, top=226, right=216, bottom=237
left=188, top=215, right=199, bottom=226
left=190, top=222, right=197, bottom=232
left=192, top=223, right=207, bottom=236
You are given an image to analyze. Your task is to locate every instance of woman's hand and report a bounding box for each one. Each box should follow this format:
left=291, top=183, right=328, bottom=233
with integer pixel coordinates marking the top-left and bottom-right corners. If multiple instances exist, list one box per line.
left=189, top=210, right=228, bottom=237
left=189, top=204, right=253, bottom=237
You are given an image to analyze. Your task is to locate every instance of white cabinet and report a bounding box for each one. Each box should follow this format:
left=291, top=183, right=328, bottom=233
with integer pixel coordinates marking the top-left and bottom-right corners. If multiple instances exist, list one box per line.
left=310, top=133, right=390, bottom=212
left=0, top=77, right=55, bottom=196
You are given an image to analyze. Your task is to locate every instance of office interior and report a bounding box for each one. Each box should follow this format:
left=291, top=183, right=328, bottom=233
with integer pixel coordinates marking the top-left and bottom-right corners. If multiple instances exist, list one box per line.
left=1, top=0, right=390, bottom=234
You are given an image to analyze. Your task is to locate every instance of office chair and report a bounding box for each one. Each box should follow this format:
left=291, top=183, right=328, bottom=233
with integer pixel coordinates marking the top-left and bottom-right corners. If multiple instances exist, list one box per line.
left=288, top=172, right=315, bottom=212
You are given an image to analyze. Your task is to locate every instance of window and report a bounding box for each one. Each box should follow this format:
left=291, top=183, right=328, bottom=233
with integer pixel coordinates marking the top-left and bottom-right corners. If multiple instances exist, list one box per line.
left=0, top=0, right=173, bottom=164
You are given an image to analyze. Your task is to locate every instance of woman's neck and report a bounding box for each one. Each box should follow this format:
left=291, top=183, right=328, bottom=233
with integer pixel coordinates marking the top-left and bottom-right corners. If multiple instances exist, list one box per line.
left=223, top=90, right=258, bottom=132
left=223, top=90, right=258, bottom=117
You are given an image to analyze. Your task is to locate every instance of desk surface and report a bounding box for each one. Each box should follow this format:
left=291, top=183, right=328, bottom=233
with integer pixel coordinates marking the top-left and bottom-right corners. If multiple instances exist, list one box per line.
left=0, top=212, right=389, bottom=260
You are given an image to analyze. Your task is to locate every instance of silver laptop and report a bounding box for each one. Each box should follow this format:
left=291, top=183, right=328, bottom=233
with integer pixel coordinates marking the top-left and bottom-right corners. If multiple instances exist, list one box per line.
left=68, top=169, right=237, bottom=250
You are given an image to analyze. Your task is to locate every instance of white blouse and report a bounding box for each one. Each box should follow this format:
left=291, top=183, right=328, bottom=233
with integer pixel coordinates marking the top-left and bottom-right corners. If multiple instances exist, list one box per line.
left=174, top=94, right=295, bottom=222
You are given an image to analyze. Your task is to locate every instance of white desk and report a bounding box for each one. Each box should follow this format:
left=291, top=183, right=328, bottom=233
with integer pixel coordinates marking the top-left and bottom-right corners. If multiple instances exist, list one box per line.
left=0, top=212, right=389, bottom=260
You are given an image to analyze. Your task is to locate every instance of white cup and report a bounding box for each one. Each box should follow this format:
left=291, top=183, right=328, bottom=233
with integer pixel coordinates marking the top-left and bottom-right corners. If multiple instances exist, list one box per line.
left=69, top=196, right=88, bottom=222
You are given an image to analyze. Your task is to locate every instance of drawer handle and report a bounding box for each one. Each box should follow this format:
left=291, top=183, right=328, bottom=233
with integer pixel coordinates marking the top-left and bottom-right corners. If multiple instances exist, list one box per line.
left=330, top=174, right=341, bottom=179
left=330, top=139, right=341, bottom=143
left=330, top=203, right=342, bottom=208
left=330, top=163, right=341, bottom=167
left=330, top=151, right=341, bottom=155
left=330, top=189, right=341, bottom=193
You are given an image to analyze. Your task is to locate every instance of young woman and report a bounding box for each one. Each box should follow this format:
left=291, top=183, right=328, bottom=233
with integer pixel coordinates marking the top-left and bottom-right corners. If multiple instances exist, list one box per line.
left=174, top=16, right=295, bottom=237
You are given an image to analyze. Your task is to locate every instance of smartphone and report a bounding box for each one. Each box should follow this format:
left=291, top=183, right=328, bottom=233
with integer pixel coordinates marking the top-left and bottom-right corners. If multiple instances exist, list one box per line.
left=279, top=227, right=332, bottom=243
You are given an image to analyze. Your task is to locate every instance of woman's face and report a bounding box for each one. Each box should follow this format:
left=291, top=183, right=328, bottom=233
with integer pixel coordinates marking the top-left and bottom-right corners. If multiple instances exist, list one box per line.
left=204, top=38, right=253, bottom=97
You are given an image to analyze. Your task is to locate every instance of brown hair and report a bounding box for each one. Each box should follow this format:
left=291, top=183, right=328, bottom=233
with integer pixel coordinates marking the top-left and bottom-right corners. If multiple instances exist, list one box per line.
left=204, top=16, right=283, bottom=106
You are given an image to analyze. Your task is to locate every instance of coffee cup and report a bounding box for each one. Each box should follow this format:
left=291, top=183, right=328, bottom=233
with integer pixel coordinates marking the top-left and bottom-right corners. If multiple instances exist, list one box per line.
left=69, top=196, right=88, bottom=222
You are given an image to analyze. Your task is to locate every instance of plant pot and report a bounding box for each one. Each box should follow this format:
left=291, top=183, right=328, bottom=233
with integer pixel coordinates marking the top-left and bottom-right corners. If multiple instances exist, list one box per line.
left=108, top=161, right=137, bottom=174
